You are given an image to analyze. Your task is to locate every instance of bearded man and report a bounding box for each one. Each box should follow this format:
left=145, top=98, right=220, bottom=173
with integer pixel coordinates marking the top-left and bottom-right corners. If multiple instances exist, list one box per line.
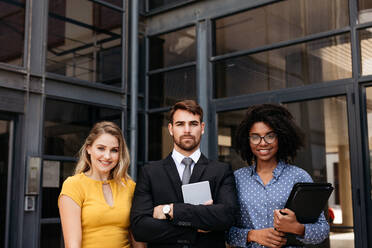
left=130, top=100, right=237, bottom=248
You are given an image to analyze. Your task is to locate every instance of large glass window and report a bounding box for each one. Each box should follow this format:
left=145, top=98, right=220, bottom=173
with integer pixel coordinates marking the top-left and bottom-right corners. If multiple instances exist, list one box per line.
left=0, top=0, right=25, bottom=66
left=149, top=67, right=196, bottom=108
left=44, top=98, right=122, bottom=157
left=359, top=28, right=372, bottom=76
left=214, top=0, right=349, bottom=55
left=149, top=26, right=196, bottom=70
left=218, top=96, right=354, bottom=247
left=215, top=34, right=352, bottom=98
left=288, top=97, right=354, bottom=247
left=147, top=26, right=197, bottom=161
left=47, top=0, right=123, bottom=87
left=148, top=26, right=197, bottom=109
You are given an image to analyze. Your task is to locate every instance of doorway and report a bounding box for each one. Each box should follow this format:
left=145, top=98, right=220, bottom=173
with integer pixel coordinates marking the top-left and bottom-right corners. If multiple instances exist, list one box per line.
left=0, top=117, right=13, bottom=247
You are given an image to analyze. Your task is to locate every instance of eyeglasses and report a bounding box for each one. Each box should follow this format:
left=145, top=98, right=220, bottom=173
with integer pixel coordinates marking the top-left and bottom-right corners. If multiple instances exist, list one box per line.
left=249, top=132, right=277, bottom=145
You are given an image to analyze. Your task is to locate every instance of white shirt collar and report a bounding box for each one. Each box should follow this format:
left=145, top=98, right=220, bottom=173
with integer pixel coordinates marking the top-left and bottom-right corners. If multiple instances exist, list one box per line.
left=172, top=148, right=201, bottom=165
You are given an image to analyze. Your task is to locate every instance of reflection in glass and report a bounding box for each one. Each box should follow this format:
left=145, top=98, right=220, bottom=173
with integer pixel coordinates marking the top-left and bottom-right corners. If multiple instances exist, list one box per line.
left=287, top=97, right=353, bottom=247
left=0, top=120, right=10, bottom=247
left=365, top=87, right=372, bottom=199
left=217, top=109, right=247, bottom=171
left=217, top=96, right=354, bottom=247
left=42, top=161, right=75, bottom=218
left=149, top=26, right=196, bottom=70
left=0, top=0, right=25, bottom=66
left=214, top=0, right=349, bottom=55
left=214, top=34, right=352, bottom=98
left=44, top=98, right=121, bottom=157
left=47, top=0, right=122, bottom=87
left=359, top=28, right=372, bottom=75
left=358, top=0, right=372, bottom=24
left=40, top=223, right=63, bottom=248
left=148, top=112, right=173, bottom=161
left=149, top=67, right=196, bottom=108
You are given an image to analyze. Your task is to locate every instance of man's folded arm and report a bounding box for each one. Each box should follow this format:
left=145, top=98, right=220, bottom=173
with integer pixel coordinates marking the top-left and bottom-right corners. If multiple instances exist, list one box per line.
left=172, top=164, right=238, bottom=231
left=130, top=167, right=197, bottom=244
left=131, top=215, right=197, bottom=244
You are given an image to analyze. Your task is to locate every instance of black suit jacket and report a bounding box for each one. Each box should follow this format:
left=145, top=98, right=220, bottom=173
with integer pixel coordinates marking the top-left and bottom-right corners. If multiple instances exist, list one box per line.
left=130, top=153, right=238, bottom=248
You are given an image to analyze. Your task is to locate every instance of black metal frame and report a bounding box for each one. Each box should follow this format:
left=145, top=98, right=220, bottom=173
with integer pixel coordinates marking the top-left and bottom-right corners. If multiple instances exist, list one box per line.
left=359, top=82, right=372, bottom=247
left=142, top=0, right=372, bottom=247
left=143, top=0, right=198, bottom=16
left=0, top=0, right=129, bottom=247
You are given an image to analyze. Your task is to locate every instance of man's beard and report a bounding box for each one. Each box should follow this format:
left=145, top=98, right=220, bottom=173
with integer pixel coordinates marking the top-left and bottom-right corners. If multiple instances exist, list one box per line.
left=173, top=135, right=201, bottom=151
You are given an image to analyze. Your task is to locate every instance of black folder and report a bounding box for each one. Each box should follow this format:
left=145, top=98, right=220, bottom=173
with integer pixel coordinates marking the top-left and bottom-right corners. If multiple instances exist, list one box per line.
left=282, top=182, right=333, bottom=247
left=284, top=182, right=334, bottom=224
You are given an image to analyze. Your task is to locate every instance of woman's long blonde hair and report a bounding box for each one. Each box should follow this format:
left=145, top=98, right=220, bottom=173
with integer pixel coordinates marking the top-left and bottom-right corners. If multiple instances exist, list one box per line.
left=74, top=121, right=131, bottom=184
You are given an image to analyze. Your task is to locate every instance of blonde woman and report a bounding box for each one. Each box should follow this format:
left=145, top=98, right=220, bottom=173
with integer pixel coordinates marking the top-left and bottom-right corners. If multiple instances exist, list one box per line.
left=59, top=121, right=145, bottom=248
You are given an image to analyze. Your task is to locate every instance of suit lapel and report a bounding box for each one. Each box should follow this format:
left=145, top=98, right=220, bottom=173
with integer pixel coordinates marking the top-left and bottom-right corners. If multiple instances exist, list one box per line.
left=189, top=154, right=208, bottom=183
left=163, top=154, right=184, bottom=201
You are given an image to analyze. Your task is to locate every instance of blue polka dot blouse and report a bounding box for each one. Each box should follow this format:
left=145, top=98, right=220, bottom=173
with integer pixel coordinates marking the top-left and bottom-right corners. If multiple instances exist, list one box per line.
left=227, top=161, right=329, bottom=247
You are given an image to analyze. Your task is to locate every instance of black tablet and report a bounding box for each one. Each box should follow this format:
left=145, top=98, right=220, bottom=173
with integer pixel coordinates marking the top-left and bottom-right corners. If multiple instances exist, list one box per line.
left=284, top=182, right=334, bottom=223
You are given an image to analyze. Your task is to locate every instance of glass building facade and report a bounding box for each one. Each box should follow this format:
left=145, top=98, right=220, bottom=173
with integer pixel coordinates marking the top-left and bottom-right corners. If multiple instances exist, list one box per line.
left=1, top=0, right=372, bottom=247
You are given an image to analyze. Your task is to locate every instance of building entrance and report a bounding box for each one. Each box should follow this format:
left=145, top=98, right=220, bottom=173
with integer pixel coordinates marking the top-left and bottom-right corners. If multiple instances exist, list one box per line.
left=0, top=118, right=13, bottom=247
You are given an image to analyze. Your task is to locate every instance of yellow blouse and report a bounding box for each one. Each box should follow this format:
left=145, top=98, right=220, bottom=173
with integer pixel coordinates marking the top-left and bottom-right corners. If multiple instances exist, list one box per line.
left=59, top=173, right=136, bottom=248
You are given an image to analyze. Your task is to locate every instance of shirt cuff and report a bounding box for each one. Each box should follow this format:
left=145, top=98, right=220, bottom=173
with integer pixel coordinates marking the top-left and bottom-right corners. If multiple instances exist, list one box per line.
left=296, top=223, right=320, bottom=244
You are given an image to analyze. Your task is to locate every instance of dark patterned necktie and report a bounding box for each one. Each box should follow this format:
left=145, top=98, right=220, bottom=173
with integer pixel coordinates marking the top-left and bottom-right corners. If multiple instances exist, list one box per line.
left=181, top=157, right=193, bottom=185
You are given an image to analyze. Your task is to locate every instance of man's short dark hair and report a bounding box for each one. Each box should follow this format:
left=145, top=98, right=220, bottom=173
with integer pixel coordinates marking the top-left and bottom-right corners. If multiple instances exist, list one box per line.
left=235, top=104, right=305, bottom=165
left=169, top=100, right=203, bottom=123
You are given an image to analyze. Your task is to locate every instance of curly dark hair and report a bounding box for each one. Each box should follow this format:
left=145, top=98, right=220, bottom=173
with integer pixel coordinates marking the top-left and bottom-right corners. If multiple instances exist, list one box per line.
left=235, top=104, right=305, bottom=165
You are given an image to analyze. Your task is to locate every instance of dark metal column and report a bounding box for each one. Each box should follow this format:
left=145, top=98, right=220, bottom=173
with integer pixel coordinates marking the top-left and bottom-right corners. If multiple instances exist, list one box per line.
left=197, top=20, right=210, bottom=158
left=21, top=0, right=48, bottom=247
left=130, top=0, right=139, bottom=180
left=349, top=0, right=369, bottom=247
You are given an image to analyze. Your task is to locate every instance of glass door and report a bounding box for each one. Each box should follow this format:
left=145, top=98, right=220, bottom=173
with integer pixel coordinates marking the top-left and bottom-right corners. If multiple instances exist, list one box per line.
left=0, top=118, right=13, bottom=248
left=217, top=95, right=354, bottom=247
left=286, top=97, right=354, bottom=247
left=363, top=86, right=372, bottom=246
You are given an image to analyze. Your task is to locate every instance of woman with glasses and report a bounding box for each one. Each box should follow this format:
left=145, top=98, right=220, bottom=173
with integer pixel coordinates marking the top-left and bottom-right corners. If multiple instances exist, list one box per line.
left=227, top=104, right=329, bottom=248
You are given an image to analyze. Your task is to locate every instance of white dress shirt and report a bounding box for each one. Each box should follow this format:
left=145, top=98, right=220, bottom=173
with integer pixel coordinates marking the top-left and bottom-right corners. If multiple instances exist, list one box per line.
left=171, top=148, right=201, bottom=180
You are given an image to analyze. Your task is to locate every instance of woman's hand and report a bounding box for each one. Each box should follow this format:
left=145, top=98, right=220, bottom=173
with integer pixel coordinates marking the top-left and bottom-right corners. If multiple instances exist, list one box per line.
left=273, top=209, right=305, bottom=236
left=247, top=228, right=287, bottom=248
